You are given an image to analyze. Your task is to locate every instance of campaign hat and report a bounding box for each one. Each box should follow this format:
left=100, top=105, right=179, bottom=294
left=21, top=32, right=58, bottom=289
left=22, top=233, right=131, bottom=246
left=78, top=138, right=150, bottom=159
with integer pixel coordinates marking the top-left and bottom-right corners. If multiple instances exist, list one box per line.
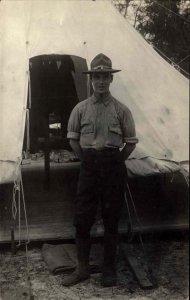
left=83, top=53, right=121, bottom=74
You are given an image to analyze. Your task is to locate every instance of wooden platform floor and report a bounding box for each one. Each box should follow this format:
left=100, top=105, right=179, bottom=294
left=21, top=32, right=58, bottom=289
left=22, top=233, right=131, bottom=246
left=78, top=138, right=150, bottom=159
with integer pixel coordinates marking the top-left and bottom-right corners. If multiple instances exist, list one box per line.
left=1, top=218, right=188, bottom=243
left=0, top=165, right=189, bottom=243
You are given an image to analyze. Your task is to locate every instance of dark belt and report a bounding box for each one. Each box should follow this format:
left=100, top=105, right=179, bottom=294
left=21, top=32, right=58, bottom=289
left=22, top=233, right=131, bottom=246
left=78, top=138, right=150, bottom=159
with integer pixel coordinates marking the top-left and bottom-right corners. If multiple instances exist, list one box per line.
left=83, top=148, right=119, bottom=154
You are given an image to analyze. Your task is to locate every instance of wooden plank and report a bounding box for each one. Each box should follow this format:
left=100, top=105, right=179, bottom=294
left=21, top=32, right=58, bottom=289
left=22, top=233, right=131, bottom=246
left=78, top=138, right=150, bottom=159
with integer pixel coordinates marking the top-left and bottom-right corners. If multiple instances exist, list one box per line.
left=0, top=219, right=129, bottom=243
left=120, top=242, right=155, bottom=290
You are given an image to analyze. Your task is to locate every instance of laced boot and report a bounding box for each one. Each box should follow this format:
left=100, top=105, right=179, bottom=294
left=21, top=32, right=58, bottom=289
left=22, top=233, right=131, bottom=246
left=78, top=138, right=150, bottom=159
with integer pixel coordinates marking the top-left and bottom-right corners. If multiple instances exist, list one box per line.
left=102, top=233, right=118, bottom=287
left=62, top=238, right=90, bottom=286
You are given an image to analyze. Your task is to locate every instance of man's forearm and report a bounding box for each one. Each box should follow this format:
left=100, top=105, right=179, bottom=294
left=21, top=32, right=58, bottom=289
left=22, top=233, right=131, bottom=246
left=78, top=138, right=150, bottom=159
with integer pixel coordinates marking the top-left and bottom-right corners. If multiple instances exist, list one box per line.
left=120, top=143, right=136, bottom=161
left=69, top=139, right=83, bottom=160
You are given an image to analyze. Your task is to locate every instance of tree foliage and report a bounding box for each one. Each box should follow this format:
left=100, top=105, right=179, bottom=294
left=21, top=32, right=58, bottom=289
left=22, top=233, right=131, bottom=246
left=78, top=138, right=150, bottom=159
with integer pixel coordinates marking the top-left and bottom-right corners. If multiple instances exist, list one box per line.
left=113, top=0, right=190, bottom=77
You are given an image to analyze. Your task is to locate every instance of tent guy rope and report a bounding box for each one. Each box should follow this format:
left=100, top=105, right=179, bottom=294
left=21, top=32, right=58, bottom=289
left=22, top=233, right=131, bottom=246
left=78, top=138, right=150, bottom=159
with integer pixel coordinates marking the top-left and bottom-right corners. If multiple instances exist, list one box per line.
left=153, top=0, right=190, bottom=24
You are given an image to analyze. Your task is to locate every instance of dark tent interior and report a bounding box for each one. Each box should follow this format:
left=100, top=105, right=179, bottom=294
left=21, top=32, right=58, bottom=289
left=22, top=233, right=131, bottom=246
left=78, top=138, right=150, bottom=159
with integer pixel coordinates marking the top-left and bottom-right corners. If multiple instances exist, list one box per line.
left=23, top=54, right=88, bottom=153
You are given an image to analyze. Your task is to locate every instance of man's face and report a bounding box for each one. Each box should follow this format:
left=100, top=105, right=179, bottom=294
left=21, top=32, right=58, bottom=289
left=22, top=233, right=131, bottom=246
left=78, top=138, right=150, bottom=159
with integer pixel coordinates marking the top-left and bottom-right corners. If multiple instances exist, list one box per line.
left=91, top=72, right=113, bottom=95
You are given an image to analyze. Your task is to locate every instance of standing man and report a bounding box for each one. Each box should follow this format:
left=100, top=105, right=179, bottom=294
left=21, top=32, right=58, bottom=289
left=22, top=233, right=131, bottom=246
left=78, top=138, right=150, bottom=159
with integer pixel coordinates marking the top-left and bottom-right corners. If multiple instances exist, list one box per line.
left=62, top=53, right=138, bottom=287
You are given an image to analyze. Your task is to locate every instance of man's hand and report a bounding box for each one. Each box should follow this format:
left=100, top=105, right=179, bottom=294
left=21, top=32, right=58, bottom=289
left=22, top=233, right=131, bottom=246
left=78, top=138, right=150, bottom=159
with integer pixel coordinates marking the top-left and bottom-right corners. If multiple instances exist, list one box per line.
left=69, top=139, right=83, bottom=161
left=120, top=143, right=136, bottom=162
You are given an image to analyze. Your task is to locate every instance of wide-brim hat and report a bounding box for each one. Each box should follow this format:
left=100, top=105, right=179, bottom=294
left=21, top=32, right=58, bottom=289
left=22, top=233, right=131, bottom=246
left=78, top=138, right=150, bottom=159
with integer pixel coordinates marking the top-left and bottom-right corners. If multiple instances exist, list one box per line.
left=83, top=53, right=121, bottom=74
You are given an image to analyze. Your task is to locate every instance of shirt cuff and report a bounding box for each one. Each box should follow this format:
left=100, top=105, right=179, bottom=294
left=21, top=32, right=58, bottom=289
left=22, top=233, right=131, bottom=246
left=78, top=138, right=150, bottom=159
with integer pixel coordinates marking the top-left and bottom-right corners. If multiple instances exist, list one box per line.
left=124, top=137, right=139, bottom=144
left=67, top=132, right=80, bottom=140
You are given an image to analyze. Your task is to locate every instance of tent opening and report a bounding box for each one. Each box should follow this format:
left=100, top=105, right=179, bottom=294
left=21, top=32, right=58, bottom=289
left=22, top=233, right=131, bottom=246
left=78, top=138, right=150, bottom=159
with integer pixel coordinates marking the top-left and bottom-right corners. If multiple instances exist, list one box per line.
left=23, top=54, right=88, bottom=187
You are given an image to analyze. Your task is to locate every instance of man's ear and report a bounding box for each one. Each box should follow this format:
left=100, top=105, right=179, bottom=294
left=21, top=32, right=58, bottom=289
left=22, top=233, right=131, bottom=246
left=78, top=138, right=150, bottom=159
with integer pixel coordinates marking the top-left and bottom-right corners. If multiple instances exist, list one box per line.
left=111, top=74, right=113, bottom=82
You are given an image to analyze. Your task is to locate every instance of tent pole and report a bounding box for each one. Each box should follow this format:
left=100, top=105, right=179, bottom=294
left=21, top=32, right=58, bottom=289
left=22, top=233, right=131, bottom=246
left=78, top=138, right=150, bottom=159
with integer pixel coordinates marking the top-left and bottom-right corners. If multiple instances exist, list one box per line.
left=44, top=112, right=50, bottom=190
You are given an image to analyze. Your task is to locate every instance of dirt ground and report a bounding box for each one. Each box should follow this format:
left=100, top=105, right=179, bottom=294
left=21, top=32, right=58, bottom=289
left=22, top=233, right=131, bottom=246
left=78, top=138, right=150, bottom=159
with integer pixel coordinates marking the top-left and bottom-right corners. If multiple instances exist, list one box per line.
left=0, top=233, right=189, bottom=300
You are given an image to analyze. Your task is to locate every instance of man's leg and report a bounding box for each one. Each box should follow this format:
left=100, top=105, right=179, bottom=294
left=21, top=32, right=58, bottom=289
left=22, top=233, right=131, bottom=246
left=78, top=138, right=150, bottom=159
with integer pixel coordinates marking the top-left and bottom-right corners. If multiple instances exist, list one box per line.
left=62, top=158, right=98, bottom=286
left=62, top=226, right=91, bottom=286
left=102, top=215, right=120, bottom=287
left=101, top=162, right=125, bottom=287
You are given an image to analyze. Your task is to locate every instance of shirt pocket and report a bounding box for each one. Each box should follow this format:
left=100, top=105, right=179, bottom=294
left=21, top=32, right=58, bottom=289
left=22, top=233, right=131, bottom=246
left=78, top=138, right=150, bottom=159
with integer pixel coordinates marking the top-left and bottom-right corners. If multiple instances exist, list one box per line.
left=109, top=124, right=122, bottom=136
left=80, top=122, right=94, bottom=134
left=107, top=124, right=122, bottom=147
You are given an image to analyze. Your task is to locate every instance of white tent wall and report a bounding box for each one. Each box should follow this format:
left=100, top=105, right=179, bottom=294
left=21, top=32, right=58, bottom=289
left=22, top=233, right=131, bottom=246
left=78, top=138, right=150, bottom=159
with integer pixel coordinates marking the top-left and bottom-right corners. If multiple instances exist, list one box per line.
left=0, top=1, right=30, bottom=183
left=0, top=0, right=189, bottom=184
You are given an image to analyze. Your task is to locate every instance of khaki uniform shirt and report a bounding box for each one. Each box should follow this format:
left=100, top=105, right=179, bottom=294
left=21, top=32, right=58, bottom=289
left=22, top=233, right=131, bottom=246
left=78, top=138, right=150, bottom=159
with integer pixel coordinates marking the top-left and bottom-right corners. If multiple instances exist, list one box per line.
left=67, top=93, right=138, bottom=149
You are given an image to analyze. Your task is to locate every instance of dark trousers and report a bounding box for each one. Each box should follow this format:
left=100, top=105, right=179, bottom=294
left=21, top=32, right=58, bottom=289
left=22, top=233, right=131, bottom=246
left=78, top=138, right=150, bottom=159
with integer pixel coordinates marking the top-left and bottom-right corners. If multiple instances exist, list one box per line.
left=74, top=149, right=126, bottom=239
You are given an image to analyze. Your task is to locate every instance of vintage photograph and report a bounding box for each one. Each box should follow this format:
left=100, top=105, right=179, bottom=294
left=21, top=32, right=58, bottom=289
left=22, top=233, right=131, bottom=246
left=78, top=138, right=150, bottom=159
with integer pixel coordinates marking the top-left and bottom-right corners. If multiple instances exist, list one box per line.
left=0, top=0, right=189, bottom=299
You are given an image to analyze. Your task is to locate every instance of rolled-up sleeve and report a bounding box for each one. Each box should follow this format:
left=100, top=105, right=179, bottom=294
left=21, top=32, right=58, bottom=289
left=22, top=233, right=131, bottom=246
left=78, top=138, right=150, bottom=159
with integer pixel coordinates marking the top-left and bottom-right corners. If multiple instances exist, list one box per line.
left=121, top=107, right=139, bottom=144
left=67, top=105, right=81, bottom=140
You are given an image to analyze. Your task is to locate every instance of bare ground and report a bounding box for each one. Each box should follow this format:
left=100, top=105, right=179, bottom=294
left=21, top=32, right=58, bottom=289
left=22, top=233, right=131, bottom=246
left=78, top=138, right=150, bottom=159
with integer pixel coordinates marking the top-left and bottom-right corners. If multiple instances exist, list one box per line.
left=0, top=234, right=189, bottom=300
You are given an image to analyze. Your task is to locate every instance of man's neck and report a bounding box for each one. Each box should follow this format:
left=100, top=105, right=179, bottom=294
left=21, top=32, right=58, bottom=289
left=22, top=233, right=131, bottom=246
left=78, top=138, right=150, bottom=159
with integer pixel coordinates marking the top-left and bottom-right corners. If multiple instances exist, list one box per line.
left=94, top=91, right=110, bottom=100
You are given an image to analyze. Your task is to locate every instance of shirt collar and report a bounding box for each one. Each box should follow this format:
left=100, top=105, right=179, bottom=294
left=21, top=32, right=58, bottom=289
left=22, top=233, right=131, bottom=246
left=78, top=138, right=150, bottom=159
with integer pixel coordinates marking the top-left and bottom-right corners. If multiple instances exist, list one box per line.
left=91, top=92, right=112, bottom=106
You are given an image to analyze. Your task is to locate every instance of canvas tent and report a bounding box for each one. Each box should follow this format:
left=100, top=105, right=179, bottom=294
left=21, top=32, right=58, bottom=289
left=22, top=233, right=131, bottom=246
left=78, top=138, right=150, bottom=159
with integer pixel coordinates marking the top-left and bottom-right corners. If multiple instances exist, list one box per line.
left=0, top=0, right=189, bottom=184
